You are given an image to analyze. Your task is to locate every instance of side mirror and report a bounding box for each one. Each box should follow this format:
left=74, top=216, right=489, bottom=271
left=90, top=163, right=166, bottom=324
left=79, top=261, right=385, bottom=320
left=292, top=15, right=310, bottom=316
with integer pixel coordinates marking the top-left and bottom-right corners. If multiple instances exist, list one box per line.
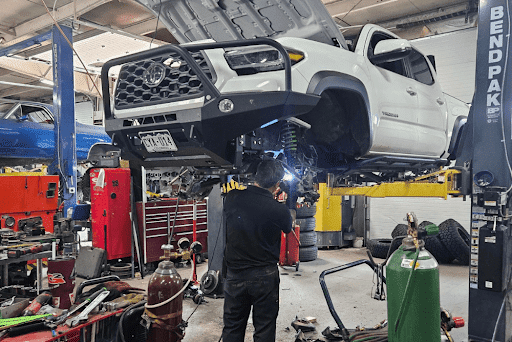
left=18, top=115, right=29, bottom=122
left=370, top=39, right=412, bottom=64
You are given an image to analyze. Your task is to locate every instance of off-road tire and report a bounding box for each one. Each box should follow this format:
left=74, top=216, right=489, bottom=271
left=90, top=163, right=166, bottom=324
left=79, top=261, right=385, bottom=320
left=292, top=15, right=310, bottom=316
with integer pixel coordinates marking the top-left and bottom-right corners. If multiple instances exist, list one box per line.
left=296, top=218, right=316, bottom=232
left=299, top=246, right=318, bottom=262
left=366, top=239, right=396, bottom=259
left=296, top=205, right=317, bottom=218
left=424, top=235, right=454, bottom=264
left=418, top=221, right=452, bottom=263
left=300, top=231, right=317, bottom=247
left=438, top=219, right=470, bottom=265
left=391, top=224, right=408, bottom=238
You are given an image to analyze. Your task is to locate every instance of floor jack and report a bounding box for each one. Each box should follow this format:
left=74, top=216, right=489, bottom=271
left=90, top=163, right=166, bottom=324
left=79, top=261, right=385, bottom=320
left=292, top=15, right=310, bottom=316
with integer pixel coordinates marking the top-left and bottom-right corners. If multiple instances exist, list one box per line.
left=304, top=213, right=464, bottom=342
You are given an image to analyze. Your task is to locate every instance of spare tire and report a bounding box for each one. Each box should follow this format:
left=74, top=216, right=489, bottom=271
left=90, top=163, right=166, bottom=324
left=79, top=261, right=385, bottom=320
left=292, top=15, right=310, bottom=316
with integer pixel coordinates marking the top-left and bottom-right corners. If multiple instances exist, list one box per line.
left=296, top=205, right=317, bottom=218
left=300, top=231, right=317, bottom=247
left=296, top=218, right=316, bottom=232
left=438, top=219, right=470, bottom=265
left=299, top=246, right=318, bottom=262
left=391, top=224, right=408, bottom=238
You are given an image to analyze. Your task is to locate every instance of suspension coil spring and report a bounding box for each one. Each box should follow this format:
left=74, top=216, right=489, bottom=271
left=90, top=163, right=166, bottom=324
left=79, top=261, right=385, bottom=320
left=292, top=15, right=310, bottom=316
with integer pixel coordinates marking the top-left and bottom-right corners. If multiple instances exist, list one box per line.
left=282, top=122, right=298, bottom=154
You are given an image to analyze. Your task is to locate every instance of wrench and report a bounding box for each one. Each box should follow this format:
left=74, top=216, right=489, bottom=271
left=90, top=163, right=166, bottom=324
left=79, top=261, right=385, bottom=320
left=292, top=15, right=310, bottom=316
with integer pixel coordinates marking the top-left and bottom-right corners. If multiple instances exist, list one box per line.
left=65, top=290, right=109, bottom=327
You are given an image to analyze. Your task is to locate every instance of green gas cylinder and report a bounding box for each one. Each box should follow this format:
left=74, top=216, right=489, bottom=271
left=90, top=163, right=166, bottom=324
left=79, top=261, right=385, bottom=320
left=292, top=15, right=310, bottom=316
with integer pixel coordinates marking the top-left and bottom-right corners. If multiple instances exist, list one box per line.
left=387, top=237, right=441, bottom=342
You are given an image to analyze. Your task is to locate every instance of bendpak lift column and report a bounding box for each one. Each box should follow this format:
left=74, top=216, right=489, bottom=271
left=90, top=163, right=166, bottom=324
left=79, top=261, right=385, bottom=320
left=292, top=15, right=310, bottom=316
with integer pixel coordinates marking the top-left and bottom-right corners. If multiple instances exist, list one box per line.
left=467, top=1, right=512, bottom=340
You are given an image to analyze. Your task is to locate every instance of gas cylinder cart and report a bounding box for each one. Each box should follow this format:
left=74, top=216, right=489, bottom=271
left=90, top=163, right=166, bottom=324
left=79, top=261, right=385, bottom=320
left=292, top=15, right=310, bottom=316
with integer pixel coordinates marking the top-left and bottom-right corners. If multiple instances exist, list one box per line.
left=315, top=213, right=465, bottom=342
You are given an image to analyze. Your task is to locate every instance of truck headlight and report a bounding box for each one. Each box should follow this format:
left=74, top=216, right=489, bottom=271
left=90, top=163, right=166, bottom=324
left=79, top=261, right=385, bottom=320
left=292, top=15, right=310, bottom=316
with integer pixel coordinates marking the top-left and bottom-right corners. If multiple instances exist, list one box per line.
left=224, top=47, right=304, bottom=75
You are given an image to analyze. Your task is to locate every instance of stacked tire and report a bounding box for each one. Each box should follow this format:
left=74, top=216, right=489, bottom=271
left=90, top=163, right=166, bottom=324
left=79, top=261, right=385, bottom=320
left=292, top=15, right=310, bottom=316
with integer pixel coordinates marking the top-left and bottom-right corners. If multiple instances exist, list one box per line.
left=296, top=205, right=317, bottom=262
left=367, top=219, right=470, bottom=265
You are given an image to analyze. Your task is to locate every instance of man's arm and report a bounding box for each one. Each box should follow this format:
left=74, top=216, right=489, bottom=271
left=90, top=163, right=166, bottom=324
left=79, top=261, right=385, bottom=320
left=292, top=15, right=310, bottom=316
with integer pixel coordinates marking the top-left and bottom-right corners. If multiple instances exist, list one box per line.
left=278, top=204, right=293, bottom=234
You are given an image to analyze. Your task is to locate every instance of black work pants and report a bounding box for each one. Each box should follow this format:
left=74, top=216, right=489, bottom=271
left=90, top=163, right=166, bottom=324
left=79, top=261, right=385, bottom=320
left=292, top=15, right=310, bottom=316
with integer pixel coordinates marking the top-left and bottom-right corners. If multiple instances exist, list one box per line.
left=222, top=265, right=280, bottom=342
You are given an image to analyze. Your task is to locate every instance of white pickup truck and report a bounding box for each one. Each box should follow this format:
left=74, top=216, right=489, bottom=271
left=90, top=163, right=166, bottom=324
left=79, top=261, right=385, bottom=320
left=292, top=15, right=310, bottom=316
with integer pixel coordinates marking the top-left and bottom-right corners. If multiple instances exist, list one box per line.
left=100, top=0, right=469, bottom=200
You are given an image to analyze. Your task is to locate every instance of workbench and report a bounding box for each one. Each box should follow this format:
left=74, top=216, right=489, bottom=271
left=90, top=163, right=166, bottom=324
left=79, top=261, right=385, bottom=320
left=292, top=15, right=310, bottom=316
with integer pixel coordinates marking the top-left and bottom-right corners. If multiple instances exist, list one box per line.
left=0, top=252, right=52, bottom=291
left=0, top=310, right=122, bottom=342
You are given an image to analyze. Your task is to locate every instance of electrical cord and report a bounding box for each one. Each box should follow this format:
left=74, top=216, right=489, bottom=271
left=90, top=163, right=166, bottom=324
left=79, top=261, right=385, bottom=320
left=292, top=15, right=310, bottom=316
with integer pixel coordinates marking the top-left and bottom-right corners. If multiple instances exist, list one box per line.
left=149, top=0, right=163, bottom=49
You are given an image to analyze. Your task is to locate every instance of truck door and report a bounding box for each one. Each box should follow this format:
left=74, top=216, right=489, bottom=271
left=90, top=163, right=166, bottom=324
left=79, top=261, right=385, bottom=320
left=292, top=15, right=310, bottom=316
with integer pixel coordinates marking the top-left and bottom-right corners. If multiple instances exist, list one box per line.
left=407, top=49, right=448, bottom=157
left=364, top=30, right=419, bottom=155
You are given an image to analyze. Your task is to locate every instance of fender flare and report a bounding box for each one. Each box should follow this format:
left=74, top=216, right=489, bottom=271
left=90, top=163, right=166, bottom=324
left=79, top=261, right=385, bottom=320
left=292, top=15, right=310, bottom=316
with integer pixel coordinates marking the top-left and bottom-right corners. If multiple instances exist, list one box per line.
left=447, top=116, right=467, bottom=160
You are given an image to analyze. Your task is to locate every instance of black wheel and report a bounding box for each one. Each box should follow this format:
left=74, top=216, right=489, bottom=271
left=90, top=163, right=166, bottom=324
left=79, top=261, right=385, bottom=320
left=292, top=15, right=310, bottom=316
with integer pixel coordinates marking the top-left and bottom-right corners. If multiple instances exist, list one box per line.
left=299, top=231, right=317, bottom=247
left=438, top=219, right=470, bottom=265
left=296, top=218, right=316, bottom=232
left=299, top=246, right=318, bottom=262
left=200, top=270, right=219, bottom=295
left=366, top=238, right=399, bottom=259
left=391, top=224, right=408, bottom=238
left=195, top=253, right=203, bottom=264
left=424, top=235, right=454, bottom=264
left=296, top=205, right=317, bottom=218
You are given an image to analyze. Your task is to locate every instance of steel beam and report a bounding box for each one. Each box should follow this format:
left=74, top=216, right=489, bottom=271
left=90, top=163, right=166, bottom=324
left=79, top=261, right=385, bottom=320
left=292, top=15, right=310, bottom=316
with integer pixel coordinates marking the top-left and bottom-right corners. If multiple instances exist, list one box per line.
left=0, top=57, right=101, bottom=97
left=13, top=0, right=112, bottom=40
left=0, top=30, right=53, bottom=58
left=51, top=25, right=77, bottom=217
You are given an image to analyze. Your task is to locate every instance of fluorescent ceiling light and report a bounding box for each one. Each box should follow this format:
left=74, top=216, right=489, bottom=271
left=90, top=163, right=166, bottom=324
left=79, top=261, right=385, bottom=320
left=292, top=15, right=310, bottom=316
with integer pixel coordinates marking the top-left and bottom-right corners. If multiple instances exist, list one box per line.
left=333, top=0, right=399, bottom=17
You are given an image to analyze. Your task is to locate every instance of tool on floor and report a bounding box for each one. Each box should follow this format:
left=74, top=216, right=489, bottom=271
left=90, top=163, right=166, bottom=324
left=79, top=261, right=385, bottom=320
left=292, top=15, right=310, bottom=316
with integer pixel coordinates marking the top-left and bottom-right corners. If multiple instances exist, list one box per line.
left=65, top=290, right=109, bottom=327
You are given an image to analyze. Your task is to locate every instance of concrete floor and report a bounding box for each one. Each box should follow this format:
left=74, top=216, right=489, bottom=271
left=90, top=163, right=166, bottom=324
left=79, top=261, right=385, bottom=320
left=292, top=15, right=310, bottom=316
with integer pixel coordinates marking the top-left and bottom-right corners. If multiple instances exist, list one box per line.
left=118, top=247, right=469, bottom=342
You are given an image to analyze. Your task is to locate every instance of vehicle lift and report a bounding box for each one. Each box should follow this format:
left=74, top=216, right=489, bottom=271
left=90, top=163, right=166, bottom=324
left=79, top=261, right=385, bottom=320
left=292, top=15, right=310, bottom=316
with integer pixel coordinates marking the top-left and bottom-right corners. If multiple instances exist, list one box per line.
left=0, top=24, right=78, bottom=216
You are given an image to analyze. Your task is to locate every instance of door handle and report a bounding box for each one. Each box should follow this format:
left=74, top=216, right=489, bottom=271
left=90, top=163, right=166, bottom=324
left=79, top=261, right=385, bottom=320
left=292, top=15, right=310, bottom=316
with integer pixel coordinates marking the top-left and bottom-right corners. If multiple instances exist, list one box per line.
left=406, top=87, right=417, bottom=96
left=436, top=97, right=445, bottom=105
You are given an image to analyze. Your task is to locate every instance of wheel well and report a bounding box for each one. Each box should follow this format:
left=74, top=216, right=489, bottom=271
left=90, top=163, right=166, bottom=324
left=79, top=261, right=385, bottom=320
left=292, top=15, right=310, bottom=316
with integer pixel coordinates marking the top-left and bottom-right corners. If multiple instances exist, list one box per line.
left=299, top=88, right=371, bottom=165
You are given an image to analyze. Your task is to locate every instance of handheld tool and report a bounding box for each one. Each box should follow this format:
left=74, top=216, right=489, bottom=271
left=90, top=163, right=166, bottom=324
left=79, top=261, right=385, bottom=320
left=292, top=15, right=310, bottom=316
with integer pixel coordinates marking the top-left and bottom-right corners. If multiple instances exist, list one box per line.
left=65, top=290, right=109, bottom=327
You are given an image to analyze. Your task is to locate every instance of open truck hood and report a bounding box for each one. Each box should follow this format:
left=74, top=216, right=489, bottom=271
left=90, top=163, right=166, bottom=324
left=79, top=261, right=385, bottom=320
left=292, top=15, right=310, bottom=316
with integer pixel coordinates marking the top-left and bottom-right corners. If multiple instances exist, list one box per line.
left=135, top=0, right=347, bottom=49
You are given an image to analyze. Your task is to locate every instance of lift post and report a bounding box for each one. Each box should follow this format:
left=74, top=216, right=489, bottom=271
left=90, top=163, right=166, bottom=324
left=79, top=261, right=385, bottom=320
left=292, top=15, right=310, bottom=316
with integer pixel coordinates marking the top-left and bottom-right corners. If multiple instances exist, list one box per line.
left=51, top=24, right=77, bottom=216
left=465, top=1, right=512, bottom=340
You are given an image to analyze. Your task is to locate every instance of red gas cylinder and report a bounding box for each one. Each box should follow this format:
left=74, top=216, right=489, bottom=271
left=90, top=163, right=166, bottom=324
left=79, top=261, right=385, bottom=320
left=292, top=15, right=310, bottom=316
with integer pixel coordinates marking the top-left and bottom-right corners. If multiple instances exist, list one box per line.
left=145, top=245, right=184, bottom=342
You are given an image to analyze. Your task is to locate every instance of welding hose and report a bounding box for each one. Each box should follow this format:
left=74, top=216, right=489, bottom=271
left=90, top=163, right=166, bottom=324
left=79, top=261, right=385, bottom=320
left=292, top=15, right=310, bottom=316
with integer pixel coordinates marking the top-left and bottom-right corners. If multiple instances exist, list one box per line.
left=145, top=263, right=195, bottom=309
left=350, top=329, right=388, bottom=341
left=394, top=247, right=420, bottom=335
left=118, top=300, right=147, bottom=342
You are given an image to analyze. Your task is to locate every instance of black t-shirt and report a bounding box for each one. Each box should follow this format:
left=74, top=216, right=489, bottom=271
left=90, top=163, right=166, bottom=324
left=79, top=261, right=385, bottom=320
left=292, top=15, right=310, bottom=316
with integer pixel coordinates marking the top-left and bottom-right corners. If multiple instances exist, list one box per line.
left=224, top=185, right=292, bottom=271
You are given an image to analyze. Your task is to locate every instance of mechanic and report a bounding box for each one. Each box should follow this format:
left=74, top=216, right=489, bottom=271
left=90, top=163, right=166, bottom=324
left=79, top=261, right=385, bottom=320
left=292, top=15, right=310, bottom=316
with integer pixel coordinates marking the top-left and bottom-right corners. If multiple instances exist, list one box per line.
left=222, top=159, right=293, bottom=342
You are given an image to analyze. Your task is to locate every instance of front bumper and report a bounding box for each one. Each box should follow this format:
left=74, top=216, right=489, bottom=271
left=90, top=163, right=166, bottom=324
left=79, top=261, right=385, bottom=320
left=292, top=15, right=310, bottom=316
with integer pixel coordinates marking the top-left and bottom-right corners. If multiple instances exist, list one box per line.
left=101, top=38, right=320, bottom=168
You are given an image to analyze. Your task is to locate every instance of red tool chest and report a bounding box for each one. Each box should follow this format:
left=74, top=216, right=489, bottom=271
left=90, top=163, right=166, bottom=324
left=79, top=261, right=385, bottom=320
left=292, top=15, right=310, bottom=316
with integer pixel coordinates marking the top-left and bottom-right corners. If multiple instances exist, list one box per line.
left=90, top=168, right=131, bottom=260
left=0, top=175, right=58, bottom=233
left=136, top=198, right=208, bottom=264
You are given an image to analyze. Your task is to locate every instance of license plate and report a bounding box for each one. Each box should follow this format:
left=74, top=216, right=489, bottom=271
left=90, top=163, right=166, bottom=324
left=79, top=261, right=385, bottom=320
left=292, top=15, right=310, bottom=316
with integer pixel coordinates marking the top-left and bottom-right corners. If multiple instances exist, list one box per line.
left=139, top=130, right=178, bottom=153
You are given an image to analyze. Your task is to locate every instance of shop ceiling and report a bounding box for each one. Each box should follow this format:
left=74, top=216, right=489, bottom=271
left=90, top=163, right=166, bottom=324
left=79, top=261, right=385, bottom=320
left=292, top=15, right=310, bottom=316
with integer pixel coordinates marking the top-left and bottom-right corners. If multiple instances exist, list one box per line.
left=0, top=0, right=476, bottom=102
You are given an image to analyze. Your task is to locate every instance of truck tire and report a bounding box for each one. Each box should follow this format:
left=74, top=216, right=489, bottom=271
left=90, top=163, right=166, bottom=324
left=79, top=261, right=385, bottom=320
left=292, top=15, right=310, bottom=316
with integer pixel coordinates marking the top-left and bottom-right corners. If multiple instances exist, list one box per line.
left=299, top=246, right=318, bottom=262
left=366, top=239, right=399, bottom=259
left=300, top=231, right=317, bottom=247
left=391, top=224, right=408, bottom=238
left=296, top=218, right=316, bottom=232
left=296, top=205, right=317, bottom=218
left=425, top=236, right=454, bottom=264
left=438, top=219, right=470, bottom=265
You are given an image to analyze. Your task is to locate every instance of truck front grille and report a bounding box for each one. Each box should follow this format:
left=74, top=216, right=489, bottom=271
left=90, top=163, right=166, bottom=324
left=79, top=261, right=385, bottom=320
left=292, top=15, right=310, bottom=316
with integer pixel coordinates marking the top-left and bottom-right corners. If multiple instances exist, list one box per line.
left=114, top=51, right=214, bottom=110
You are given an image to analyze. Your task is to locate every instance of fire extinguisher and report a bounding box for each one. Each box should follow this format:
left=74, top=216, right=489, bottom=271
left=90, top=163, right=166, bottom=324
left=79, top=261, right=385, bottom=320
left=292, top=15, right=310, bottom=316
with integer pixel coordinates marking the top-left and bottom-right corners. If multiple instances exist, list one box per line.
left=144, top=245, right=187, bottom=342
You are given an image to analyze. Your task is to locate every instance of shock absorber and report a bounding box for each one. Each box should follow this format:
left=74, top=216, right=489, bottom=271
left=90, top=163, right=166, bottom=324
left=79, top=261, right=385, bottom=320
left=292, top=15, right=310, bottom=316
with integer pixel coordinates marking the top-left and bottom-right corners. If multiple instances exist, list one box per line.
left=282, top=121, right=298, bottom=158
